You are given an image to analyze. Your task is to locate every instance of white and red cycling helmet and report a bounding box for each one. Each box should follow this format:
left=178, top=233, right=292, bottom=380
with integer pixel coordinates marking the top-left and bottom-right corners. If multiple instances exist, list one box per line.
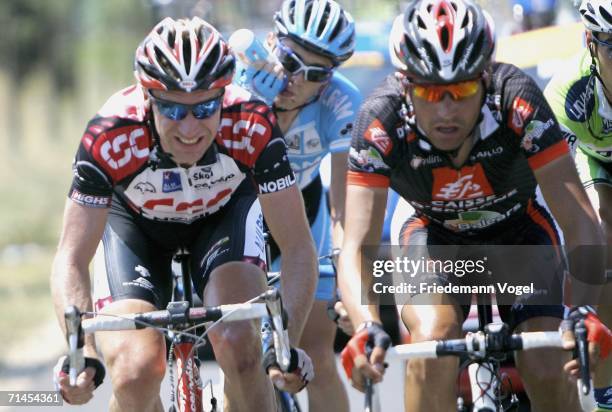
left=134, top=17, right=235, bottom=92
left=389, top=0, right=495, bottom=83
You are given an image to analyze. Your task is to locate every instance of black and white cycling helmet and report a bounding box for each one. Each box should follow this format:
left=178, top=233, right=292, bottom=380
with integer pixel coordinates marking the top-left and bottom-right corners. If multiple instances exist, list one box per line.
left=135, top=17, right=235, bottom=92
left=274, top=0, right=356, bottom=65
left=579, top=0, right=612, bottom=33
left=389, top=0, right=495, bottom=83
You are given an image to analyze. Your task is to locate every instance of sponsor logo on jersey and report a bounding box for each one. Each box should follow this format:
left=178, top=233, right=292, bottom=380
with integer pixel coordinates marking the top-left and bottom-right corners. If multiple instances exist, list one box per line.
left=97, top=127, right=150, bottom=171
left=162, top=171, right=182, bottom=193
left=432, top=164, right=494, bottom=201
left=70, top=190, right=111, bottom=207
left=200, top=236, right=230, bottom=273
left=350, top=147, right=390, bottom=172
left=340, top=122, right=353, bottom=136
left=471, top=146, right=504, bottom=160
left=443, top=203, right=522, bottom=231
left=191, top=167, right=214, bottom=181
left=508, top=97, right=534, bottom=135
left=322, top=89, right=355, bottom=120
left=141, top=188, right=233, bottom=213
left=134, top=182, right=156, bottom=194
left=364, top=119, right=393, bottom=155
left=521, top=119, right=555, bottom=153
left=258, top=174, right=296, bottom=193
left=193, top=174, right=236, bottom=190
left=603, top=118, right=612, bottom=134
left=219, top=117, right=266, bottom=154
left=134, top=265, right=151, bottom=278
left=565, top=76, right=593, bottom=122
left=285, top=134, right=300, bottom=151
left=410, top=154, right=443, bottom=169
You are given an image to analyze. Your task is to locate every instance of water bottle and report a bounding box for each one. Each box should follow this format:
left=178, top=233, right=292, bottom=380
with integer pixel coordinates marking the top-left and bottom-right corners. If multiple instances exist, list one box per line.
left=229, top=29, right=277, bottom=65
left=228, top=29, right=287, bottom=104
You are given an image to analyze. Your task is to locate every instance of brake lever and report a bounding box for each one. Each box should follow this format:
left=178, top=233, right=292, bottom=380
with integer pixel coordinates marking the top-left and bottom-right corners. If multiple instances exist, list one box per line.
left=64, top=306, right=85, bottom=386
left=574, top=319, right=591, bottom=395
left=263, top=288, right=291, bottom=372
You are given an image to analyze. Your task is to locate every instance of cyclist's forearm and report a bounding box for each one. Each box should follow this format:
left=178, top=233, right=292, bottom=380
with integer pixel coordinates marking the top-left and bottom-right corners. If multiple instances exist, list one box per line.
left=51, top=254, right=93, bottom=336
left=280, top=247, right=317, bottom=343
left=338, top=251, right=381, bottom=328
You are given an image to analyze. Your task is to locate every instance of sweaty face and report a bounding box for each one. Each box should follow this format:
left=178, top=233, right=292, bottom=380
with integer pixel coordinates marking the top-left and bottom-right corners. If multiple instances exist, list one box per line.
left=150, top=88, right=223, bottom=167
left=273, top=37, right=335, bottom=110
left=409, top=81, right=484, bottom=152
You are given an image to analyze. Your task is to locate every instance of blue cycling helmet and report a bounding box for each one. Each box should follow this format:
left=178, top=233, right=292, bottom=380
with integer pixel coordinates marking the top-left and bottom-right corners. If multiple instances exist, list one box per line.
left=274, top=0, right=356, bottom=65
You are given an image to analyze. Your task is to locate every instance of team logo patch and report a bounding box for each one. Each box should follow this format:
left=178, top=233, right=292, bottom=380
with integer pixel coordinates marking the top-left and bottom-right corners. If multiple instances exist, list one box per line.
left=508, top=97, right=534, bottom=136
left=162, top=171, right=182, bottom=193
left=432, top=164, right=494, bottom=201
left=364, top=119, right=393, bottom=156
left=134, top=182, right=156, bottom=194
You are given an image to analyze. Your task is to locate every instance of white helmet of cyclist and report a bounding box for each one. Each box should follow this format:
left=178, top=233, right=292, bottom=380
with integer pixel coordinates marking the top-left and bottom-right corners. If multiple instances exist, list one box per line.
left=580, top=0, right=612, bottom=33
left=389, top=0, right=496, bottom=83
left=134, top=17, right=235, bottom=92
left=274, top=0, right=356, bottom=65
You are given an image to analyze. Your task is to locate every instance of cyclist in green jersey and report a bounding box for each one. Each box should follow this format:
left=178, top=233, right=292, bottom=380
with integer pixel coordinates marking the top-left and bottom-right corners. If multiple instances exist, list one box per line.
left=544, top=0, right=612, bottom=409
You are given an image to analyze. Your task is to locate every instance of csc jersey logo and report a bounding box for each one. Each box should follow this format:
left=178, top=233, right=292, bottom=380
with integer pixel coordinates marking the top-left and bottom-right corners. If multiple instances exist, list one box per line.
left=217, top=113, right=272, bottom=168
left=92, top=125, right=151, bottom=182
left=100, top=128, right=149, bottom=169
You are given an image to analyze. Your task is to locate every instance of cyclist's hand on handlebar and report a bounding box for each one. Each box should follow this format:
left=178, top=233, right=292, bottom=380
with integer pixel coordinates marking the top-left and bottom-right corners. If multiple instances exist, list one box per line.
left=53, top=355, right=105, bottom=404
left=266, top=347, right=314, bottom=393
left=341, top=321, right=391, bottom=392
left=561, top=306, right=612, bottom=377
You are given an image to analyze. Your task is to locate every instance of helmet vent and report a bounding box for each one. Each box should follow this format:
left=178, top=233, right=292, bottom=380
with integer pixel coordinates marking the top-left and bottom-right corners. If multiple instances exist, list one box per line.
left=461, top=11, right=470, bottom=28
left=317, top=2, right=332, bottom=37
left=404, top=34, right=420, bottom=58
left=453, top=37, right=466, bottom=70
left=582, top=13, right=599, bottom=27
left=200, top=43, right=220, bottom=81
left=417, top=15, right=426, bottom=29
left=440, top=26, right=450, bottom=50
left=422, top=40, right=441, bottom=70
left=331, top=18, right=343, bottom=41
left=600, top=6, right=612, bottom=25
left=168, top=30, right=176, bottom=48
left=450, top=1, right=458, bottom=12
left=304, top=3, right=314, bottom=27
left=182, top=32, right=192, bottom=73
left=155, top=47, right=180, bottom=81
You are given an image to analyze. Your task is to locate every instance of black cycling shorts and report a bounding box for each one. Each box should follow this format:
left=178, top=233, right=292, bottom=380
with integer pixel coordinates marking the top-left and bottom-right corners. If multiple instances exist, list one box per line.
left=398, top=202, right=565, bottom=331
left=92, top=190, right=266, bottom=311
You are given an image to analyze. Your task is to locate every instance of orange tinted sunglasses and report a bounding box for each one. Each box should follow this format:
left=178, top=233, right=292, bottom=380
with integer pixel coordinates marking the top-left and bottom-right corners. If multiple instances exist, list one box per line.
left=410, top=78, right=481, bottom=102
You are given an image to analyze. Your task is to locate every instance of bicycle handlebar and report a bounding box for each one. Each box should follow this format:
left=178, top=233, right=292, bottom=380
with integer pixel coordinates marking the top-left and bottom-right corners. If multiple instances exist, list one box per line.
left=63, top=288, right=291, bottom=385
left=386, top=323, right=591, bottom=394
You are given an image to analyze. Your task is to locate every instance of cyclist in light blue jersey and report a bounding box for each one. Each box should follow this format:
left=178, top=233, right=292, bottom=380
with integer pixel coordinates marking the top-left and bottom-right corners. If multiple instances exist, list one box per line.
left=232, top=1, right=360, bottom=410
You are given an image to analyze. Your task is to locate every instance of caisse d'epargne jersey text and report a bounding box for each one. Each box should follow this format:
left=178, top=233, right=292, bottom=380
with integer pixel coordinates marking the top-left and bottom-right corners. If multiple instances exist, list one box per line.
left=348, top=62, right=569, bottom=234
left=69, top=84, right=295, bottom=223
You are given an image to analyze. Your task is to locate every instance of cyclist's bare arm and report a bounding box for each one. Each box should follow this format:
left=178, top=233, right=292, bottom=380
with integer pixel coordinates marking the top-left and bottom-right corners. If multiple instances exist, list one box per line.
left=329, top=152, right=348, bottom=250
left=534, top=153, right=605, bottom=301
left=337, top=184, right=388, bottom=328
left=51, top=199, right=108, bottom=353
left=259, top=184, right=317, bottom=342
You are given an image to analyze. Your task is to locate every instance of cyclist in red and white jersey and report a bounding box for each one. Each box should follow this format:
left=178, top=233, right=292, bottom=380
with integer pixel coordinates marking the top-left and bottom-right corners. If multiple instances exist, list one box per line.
left=51, top=17, right=317, bottom=411
left=337, top=1, right=609, bottom=411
